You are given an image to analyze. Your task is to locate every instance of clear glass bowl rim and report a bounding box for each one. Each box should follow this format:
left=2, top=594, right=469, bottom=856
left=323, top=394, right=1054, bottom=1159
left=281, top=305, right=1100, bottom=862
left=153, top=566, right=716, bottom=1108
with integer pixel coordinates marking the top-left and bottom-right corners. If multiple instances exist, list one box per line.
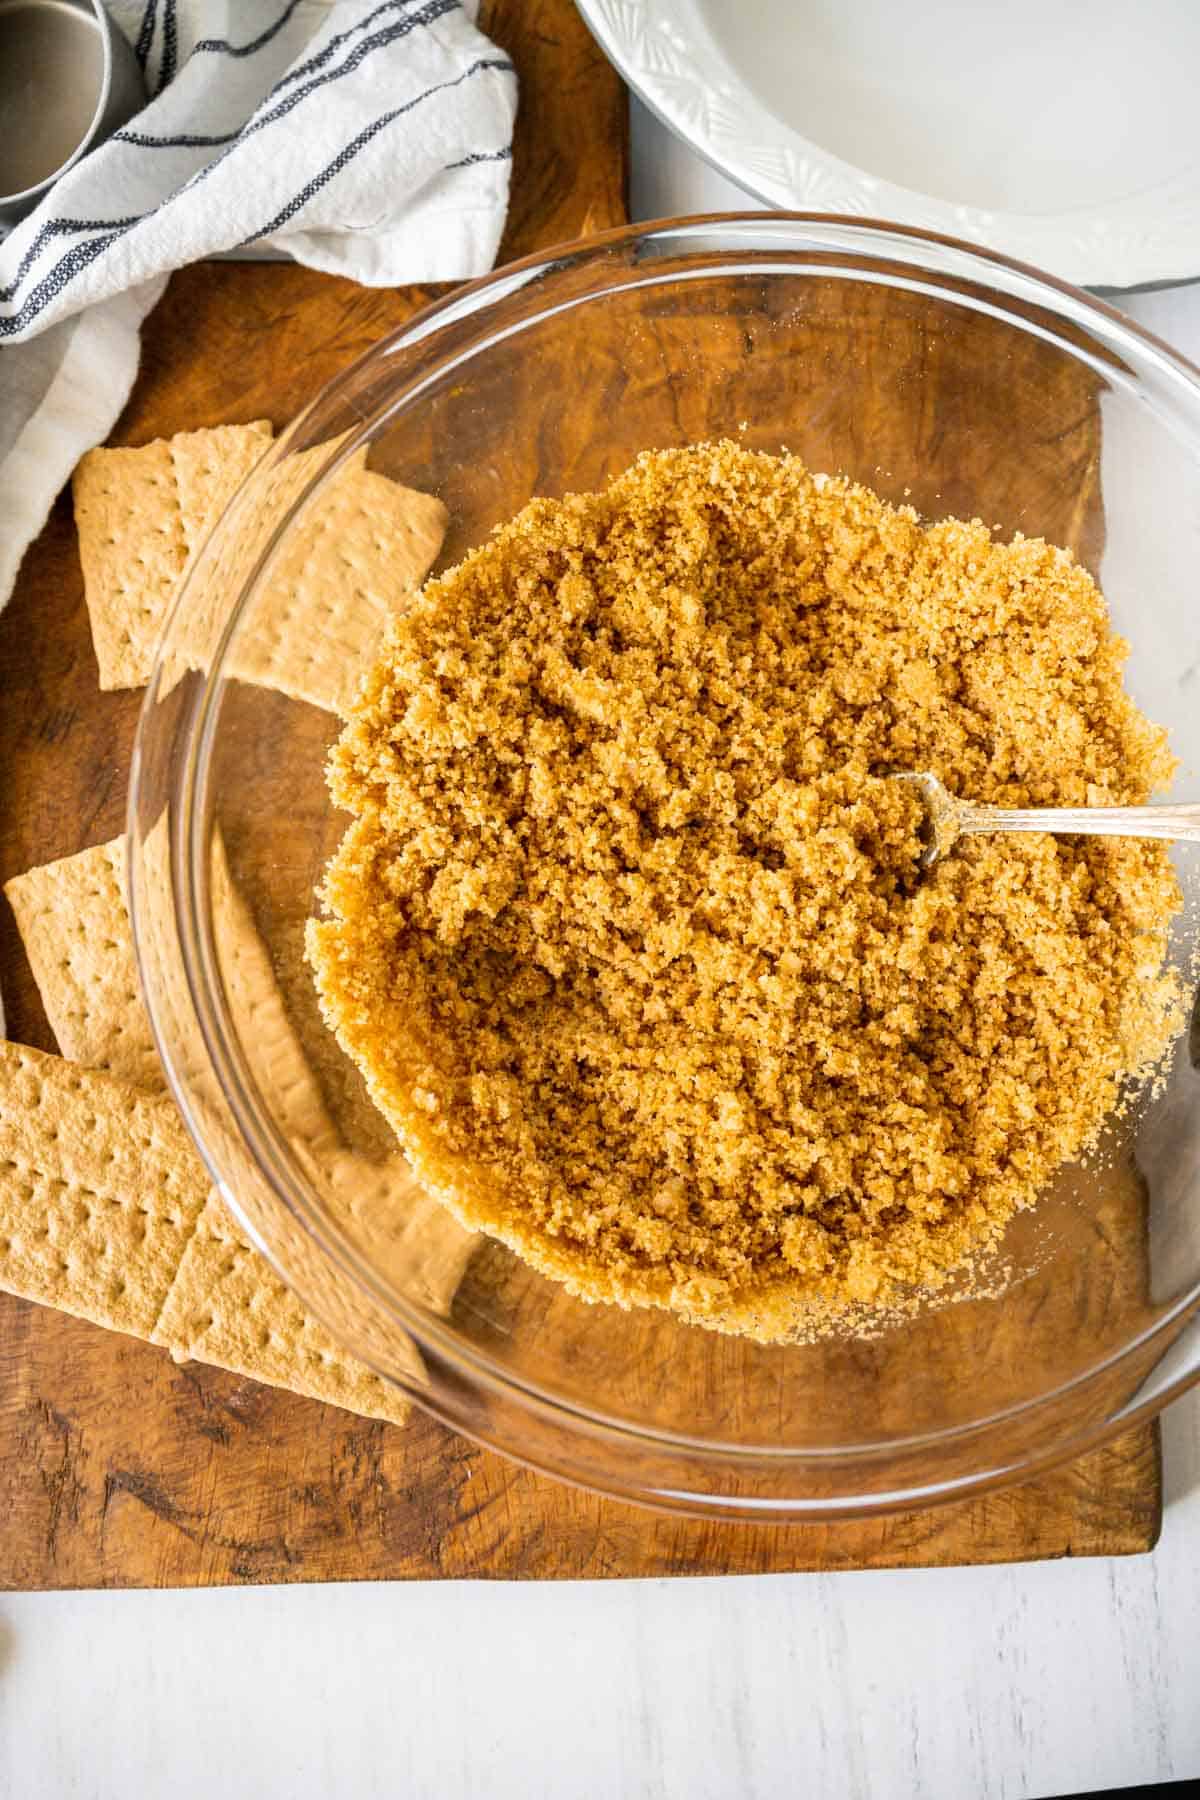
left=129, top=211, right=1200, bottom=1501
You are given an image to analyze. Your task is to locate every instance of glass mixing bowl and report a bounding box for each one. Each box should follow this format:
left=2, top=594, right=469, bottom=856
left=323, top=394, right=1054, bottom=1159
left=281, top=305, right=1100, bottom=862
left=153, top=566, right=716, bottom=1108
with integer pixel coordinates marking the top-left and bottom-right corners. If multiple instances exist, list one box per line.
left=129, top=216, right=1200, bottom=1520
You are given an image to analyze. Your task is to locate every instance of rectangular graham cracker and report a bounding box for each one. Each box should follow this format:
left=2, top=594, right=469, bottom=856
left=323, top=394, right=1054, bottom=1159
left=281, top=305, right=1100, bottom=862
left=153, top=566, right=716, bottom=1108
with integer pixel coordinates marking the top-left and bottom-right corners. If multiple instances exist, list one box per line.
left=0, top=1039, right=207, bottom=1337
left=0, top=1041, right=410, bottom=1426
left=168, top=435, right=370, bottom=692
left=4, top=836, right=476, bottom=1364
left=154, top=1189, right=411, bottom=1421
left=6, top=833, right=480, bottom=1299
left=3, top=837, right=163, bottom=1093
left=212, top=464, right=448, bottom=716
left=73, top=422, right=274, bottom=690
left=5, top=831, right=339, bottom=1148
left=73, top=424, right=448, bottom=715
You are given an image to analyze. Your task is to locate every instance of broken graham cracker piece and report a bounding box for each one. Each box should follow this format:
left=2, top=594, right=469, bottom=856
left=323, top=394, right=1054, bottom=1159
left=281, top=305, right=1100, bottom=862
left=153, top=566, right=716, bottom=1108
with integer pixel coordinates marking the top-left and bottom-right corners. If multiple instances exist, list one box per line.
left=3, top=837, right=163, bottom=1093
left=73, top=421, right=273, bottom=689
left=323, top=1153, right=478, bottom=1313
left=0, top=1041, right=410, bottom=1426
left=0, top=1039, right=207, bottom=1336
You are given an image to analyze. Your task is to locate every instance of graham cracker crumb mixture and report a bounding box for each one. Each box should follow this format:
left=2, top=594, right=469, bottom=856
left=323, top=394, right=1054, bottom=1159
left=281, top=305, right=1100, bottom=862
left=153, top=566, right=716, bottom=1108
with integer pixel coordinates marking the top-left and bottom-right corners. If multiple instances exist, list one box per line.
left=307, top=444, right=1182, bottom=1341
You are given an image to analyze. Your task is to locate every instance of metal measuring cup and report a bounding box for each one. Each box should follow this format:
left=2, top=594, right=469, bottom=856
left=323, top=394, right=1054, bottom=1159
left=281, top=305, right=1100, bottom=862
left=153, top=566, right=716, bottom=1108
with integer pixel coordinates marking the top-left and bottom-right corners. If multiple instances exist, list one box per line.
left=0, top=0, right=144, bottom=228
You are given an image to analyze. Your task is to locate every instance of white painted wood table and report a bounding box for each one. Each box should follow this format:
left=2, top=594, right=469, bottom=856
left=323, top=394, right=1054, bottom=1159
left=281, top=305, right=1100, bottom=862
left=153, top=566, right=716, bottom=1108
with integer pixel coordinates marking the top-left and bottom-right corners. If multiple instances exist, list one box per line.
left=1, top=99, right=1198, bottom=1800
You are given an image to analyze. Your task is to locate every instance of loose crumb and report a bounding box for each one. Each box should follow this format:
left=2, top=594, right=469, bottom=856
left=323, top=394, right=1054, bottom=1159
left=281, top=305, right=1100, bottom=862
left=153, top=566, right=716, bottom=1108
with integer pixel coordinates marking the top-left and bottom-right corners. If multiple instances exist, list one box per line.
left=308, top=444, right=1183, bottom=1342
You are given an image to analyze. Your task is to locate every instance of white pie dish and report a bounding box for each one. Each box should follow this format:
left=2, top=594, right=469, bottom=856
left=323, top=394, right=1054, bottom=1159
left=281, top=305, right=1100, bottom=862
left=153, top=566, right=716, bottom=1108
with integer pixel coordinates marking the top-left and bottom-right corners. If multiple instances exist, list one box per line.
left=579, top=0, right=1200, bottom=289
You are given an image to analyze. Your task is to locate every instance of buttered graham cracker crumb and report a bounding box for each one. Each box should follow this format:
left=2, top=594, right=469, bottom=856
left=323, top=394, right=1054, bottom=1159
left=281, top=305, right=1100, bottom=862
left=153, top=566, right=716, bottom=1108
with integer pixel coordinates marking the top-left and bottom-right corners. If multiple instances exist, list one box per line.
left=307, top=443, right=1183, bottom=1341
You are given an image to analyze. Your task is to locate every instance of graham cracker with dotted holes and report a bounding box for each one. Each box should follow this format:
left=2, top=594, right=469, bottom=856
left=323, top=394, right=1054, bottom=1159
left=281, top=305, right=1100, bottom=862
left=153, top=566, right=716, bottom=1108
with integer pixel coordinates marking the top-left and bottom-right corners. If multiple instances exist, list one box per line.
left=4, top=838, right=160, bottom=1092
left=0, top=1041, right=410, bottom=1425
left=73, top=426, right=448, bottom=714
left=72, top=422, right=273, bottom=689
left=3, top=836, right=476, bottom=1416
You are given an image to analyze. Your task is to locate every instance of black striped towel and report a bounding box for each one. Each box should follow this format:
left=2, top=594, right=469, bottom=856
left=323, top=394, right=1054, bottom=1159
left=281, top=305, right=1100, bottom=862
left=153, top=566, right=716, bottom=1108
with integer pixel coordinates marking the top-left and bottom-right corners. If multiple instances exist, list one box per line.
left=0, top=0, right=518, bottom=611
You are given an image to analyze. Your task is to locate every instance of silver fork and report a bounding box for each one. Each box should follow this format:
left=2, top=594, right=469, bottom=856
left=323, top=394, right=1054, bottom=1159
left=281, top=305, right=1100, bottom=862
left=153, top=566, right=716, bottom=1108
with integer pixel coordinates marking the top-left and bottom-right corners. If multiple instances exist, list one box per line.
left=892, top=771, right=1200, bottom=870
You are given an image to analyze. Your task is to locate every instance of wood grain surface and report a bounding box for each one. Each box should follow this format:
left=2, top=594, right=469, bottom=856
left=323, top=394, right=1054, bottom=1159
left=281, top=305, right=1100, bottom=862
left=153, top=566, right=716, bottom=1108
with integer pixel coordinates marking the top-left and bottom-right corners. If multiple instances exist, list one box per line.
left=0, top=0, right=1161, bottom=1587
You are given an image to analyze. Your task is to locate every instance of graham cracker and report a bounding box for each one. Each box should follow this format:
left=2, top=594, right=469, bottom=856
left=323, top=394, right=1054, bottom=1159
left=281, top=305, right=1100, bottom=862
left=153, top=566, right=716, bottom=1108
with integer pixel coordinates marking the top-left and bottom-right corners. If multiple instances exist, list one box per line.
left=0, top=1040, right=207, bottom=1337
left=73, top=422, right=273, bottom=690
left=208, top=832, right=341, bottom=1156
left=154, top=1189, right=410, bottom=1422
left=4, top=831, right=340, bottom=1150
left=0, top=1041, right=410, bottom=1426
left=171, top=436, right=370, bottom=689
left=73, top=423, right=447, bottom=715
left=4, top=835, right=475, bottom=1387
left=185, top=463, right=448, bottom=715
left=3, top=838, right=163, bottom=1093
left=323, top=1153, right=478, bottom=1310
left=10, top=829, right=479, bottom=1311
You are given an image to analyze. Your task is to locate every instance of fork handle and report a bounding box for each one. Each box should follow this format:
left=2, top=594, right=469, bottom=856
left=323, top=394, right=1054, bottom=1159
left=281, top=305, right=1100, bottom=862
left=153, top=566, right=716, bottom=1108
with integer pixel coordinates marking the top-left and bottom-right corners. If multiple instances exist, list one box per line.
left=959, top=802, right=1200, bottom=844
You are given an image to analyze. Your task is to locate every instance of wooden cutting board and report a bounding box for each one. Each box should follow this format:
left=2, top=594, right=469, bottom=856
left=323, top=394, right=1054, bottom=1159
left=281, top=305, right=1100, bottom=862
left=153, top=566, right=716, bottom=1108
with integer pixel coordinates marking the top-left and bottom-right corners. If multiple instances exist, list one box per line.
left=0, top=0, right=1160, bottom=1587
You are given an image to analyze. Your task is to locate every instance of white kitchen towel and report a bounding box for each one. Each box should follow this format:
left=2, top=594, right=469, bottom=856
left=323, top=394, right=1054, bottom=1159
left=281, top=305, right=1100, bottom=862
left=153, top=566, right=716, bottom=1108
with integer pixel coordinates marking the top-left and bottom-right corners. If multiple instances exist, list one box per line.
left=0, top=0, right=517, bottom=612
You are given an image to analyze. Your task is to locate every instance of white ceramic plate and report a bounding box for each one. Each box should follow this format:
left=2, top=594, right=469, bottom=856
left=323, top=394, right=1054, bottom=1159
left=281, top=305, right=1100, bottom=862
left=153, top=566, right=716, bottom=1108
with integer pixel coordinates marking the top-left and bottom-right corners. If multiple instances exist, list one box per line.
left=579, top=0, right=1200, bottom=288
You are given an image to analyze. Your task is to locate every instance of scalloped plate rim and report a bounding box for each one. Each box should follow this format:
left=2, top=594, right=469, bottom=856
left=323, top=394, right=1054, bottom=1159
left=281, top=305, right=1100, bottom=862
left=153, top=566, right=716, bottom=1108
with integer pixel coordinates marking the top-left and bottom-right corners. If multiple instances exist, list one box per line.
left=579, top=0, right=1200, bottom=292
